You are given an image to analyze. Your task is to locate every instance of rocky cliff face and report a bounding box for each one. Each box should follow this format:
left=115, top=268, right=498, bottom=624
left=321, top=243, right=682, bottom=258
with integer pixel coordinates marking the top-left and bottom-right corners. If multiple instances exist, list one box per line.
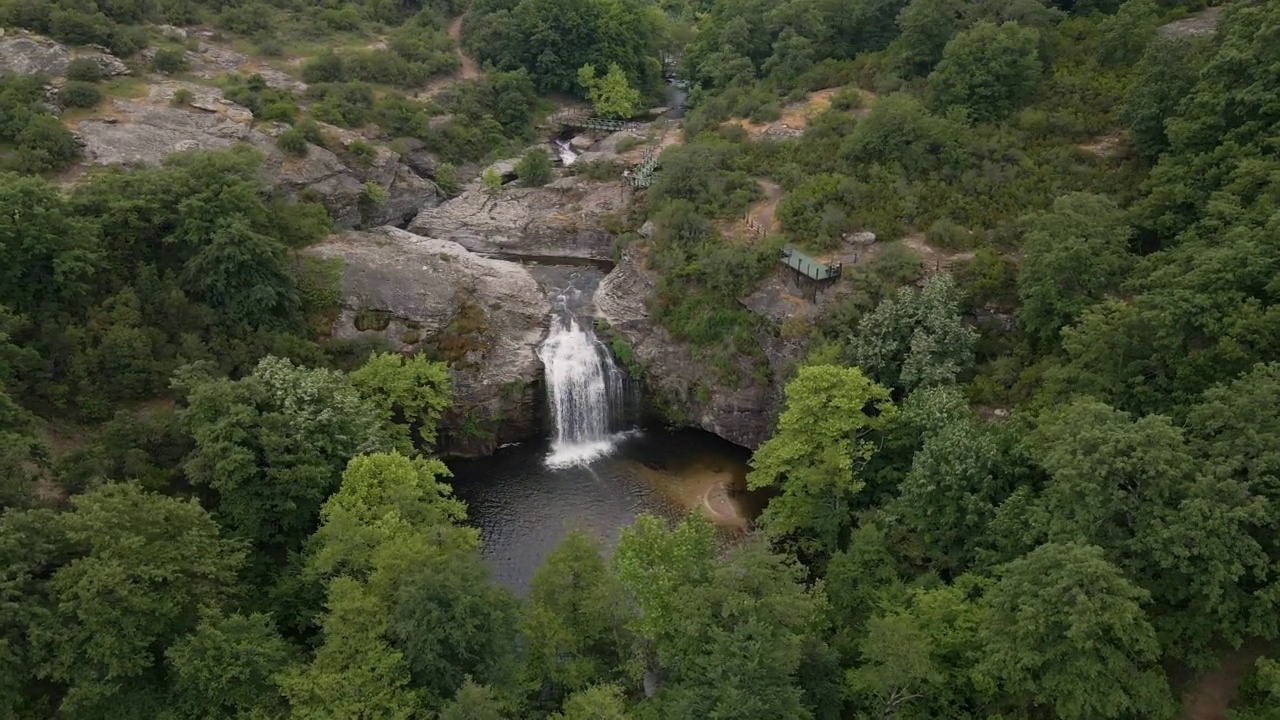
left=407, top=172, right=628, bottom=261
left=306, top=227, right=550, bottom=456
left=595, top=250, right=780, bottom=449
left=74, top=82, right=440, bottom=228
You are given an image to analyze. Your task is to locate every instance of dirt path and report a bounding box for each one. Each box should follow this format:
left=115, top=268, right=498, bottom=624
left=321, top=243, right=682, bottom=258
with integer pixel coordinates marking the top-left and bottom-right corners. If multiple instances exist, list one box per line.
left=1177, top=640, right=1276, bottom=720
left=449, top=14, right=479, bottom=80
left=751, top=179, right=783, bottom=234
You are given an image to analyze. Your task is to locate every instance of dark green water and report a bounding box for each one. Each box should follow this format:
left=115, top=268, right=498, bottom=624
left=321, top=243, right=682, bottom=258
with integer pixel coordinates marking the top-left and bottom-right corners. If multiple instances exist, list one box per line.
left=447, top=428, right=766, bottom=593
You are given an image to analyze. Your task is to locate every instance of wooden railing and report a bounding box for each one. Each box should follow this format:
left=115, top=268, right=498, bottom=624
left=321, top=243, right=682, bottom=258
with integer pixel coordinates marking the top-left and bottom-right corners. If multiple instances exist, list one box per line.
left=781, top=246, right=841, bottom=281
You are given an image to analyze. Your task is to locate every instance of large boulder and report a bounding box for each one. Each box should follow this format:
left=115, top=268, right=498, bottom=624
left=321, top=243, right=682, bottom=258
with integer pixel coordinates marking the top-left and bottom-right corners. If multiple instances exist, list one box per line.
left=0, top=33, right=128, bottom=78
left=75, top=83, right=440, bottom=228
left=595, top=251, right=778, bottom=449
left=0, top=35, right=70, bottom=76
left=306, top=227, right=550, bottom=456
left=407, top=164, right=628, bottom=261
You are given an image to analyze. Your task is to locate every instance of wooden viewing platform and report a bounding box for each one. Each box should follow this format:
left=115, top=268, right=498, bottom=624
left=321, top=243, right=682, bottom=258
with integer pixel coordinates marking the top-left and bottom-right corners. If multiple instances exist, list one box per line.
left=781, top=246, right=841, bottom=281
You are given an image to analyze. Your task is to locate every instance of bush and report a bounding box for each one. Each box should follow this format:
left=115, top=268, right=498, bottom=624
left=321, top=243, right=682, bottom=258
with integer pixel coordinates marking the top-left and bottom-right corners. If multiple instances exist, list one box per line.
left=170, top=88, right=194, bottom=106
left=925, top=218, right=974, bottom=250
left=346, top=139, right=377, bottom=167
left=66, top=58, right=104, bottom=83
left=435, top=162, right=459, bottom=195
left=302, top=53, right=345, bottom=84
left=152, top=48, right=189, bottom=74
left=276, top=128, right=309, bottom=156
left=11, top=114, right=80, bottom=172
left=59, top=81, right=102, bottom=109
left=515, top=147, right=553, bottom=187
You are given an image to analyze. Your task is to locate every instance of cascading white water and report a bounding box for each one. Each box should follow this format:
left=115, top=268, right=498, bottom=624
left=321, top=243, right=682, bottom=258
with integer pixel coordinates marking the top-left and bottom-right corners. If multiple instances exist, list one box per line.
left=554, top=139, right=578, bottom=166
left=538, top=289, right=626, bottom=467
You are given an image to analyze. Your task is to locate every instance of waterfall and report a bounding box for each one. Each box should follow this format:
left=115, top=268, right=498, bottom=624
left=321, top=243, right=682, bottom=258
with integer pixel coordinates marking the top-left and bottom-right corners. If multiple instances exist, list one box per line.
left=538, top=289, right=626, bottom=467
left=554, top=139, right=578, bottom=166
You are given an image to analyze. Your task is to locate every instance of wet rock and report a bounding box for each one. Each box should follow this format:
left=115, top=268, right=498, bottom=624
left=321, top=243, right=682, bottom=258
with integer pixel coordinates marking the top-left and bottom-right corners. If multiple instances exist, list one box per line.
left=0, top=35, right=70, bottom=76
left=596, top=251, right=777, bottom=449
left=305, top=227, right=549, bottom=455
left=407, top=172, right=626, bottom=261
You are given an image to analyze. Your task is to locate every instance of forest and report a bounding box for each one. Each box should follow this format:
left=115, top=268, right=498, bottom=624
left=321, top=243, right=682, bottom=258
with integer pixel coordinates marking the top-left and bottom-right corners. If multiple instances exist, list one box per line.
left=2, top=0, right=1280, bottom=717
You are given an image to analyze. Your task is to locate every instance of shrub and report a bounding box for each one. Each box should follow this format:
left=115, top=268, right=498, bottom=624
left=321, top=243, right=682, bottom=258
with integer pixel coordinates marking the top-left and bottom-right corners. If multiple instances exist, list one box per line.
left=276, top=128, right=309, bottom=156
left=346, top=139, right=377, bottom=167
left=301, top=53, right=345, bottom=84
left=925, top=218, right=974, bottom=251
left=11, top=114, right=80, bottom=172
left=515, top=147, right=553, bottom=187
left=66, top=57, right=104, bottom=82
left=435, top=162, right=459, bottom=195
left=152, top=48, right=189, bottom=74
left=171, top=88, right=194, bottom=106
left=59, top=81, right=102, bottom=109
left=294, top=119, right=326, bottom=146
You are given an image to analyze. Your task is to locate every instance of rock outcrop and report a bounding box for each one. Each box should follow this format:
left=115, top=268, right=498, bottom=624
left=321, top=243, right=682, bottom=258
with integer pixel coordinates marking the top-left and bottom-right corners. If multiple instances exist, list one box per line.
left=596, top=251, right=778, bottom=449
left=0, top=34, right=128, bottom=78
left=306, top=227, right=549, bottom=456
left=0, top=35, right=70, bottom=76
left=408, top=171, right=627, bottom=261
left=75, top=82, right=440, bottom=228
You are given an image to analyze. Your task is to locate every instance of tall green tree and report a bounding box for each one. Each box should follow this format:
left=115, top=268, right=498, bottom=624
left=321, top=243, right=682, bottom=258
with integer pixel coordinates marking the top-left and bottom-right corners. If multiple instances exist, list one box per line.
left=278, top=577, right=424, bottom=719
left=350, top=352, right=452, bottom=451
left=845, top=273, right=976, bottom=392
left=977, top=543, right=1174, bottom=720
left=928, top=21, right=1041, bottom=121
left=166, top=609, right=295, bottom=719
left=1017, top=193, right=1134, bottom=348
left=577, top=63, right=642, bottom=120
left=32, top=483, right=246, bottom=719
left=616, top=518, right=832, bottom=719
left=520, top=531, right=631, bottom=707
left=179, top=357, right=391, bottom=555
left=747, top=365, right=894, bottom=557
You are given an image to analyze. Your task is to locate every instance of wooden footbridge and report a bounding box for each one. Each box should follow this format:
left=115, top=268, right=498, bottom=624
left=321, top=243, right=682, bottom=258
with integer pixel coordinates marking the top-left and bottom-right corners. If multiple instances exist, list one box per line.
left=781, top=246, right=842, bottom=281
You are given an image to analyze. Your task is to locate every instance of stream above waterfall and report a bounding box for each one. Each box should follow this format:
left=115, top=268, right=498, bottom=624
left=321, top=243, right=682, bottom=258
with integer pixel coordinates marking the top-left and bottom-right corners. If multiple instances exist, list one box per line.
left=447, top=429, right=769, bottom=593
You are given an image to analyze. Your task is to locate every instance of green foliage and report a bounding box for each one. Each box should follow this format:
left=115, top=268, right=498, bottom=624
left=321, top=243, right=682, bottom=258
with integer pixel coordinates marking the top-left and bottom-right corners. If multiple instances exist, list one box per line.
left=166, top=610, right=294, bottom=719
left=577, top=62, right=642, bottom=120
left=521, top=532, right=629, bottom=707
left=275, top=127, right=310, bottom=156
left=515, top=146, right=553, bottom=187
left=152, top=48, right=189, bottom=74
left=34, top=483, right=246, bottom=717
left=747, top=365, right=894, bottom=557
left=1017, top=192, right=1133, bottom=347
left=66, top=57, right=105, bottom=82
left=482, top=166, right=503, bottom=192
left=977, top=543, right=1175, bottom=719
left=845, top=273, right=976, bottom=392
left=929, top=21, right=1042, bottom=121
left=466, top=0, right=664, bottom=96
left=350, top=352, right=451, bottom=450
left=179, top=356, right=391, bottom=554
